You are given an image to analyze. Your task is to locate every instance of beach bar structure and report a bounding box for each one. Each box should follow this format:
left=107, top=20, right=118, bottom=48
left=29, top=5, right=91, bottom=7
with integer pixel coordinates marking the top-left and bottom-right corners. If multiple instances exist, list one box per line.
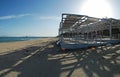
left=58, top=13, right=120, bottom=49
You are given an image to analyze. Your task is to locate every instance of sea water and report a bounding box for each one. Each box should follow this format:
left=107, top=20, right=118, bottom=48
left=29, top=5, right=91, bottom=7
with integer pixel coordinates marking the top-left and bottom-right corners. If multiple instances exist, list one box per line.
left=0, top=37, right=46, bottom=43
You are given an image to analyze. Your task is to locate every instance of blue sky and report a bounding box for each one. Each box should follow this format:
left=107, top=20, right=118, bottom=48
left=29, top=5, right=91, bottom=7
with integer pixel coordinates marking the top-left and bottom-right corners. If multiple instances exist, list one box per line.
left=0, top=0, right=120, bottom=36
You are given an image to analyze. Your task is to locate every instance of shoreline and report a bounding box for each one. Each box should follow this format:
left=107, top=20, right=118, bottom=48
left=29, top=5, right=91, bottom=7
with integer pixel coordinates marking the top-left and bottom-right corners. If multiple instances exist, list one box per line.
left=0, top=37, right=57, bottom=55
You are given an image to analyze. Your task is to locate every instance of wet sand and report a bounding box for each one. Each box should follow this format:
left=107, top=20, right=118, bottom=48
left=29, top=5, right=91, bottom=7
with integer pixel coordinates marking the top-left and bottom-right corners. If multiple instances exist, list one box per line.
left=0, top=38, right=120, bottom=77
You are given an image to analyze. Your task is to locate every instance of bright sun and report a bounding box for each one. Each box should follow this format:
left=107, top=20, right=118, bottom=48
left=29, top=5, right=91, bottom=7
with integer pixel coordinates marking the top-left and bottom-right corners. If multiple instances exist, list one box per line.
left=79, top=0, right=113, bottom=18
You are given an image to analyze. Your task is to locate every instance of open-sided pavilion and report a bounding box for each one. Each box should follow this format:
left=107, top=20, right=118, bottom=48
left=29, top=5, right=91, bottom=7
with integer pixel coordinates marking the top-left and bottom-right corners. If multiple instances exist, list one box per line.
left=58, top=13, right=120, bottom=49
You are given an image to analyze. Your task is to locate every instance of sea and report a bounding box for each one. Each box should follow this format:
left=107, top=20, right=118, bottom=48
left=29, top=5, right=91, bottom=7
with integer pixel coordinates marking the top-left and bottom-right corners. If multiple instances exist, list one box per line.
left=0, top=37, right=47, bottom=43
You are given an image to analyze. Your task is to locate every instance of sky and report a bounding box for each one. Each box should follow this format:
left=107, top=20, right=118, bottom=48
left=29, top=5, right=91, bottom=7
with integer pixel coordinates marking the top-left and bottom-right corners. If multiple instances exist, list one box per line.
left=0, top=0, right=120, bottom=37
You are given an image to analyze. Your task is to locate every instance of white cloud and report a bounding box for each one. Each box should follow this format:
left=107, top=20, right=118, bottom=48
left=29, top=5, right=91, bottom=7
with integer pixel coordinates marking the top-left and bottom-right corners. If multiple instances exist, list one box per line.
left=0, top=14, right=60, bottom=20
left=0, top=15, right=16, bottom=20
left=0, top=14, right=32, bottom=20
left=17, top=14, right=32, bottom=18
left=39, top=16, right=60, bottom=20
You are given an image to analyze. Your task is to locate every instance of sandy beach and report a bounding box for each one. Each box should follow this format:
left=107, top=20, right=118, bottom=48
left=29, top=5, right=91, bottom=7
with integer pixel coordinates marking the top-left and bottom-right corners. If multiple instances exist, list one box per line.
left=0, top=38, right=120, bottom=77
left=0, top=38, right=55, bottom=54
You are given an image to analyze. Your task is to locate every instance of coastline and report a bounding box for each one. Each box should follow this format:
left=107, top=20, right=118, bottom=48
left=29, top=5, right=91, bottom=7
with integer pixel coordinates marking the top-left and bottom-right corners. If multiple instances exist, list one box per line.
left=0, top=37, right=57, bottom=54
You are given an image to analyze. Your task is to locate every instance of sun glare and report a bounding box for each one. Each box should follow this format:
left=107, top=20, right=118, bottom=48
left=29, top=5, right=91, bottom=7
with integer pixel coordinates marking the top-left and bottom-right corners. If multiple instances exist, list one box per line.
left=79, top=0, right=113, bottom=18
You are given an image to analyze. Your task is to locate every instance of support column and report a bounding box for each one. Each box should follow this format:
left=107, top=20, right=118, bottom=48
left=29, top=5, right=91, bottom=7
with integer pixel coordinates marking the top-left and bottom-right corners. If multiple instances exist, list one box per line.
left=109, top=22, right=112, bottom=40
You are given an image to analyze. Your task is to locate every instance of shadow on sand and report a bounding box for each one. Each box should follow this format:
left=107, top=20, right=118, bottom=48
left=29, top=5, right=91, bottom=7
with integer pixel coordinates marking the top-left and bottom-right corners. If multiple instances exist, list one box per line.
left=0, top=41, right=120, bottom=77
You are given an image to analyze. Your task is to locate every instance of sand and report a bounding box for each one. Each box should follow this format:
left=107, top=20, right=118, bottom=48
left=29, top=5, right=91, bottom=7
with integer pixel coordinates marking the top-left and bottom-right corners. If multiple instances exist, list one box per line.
left=0, top=37, right=120, bottom=77
left=0, top=38, right=54, bottom=54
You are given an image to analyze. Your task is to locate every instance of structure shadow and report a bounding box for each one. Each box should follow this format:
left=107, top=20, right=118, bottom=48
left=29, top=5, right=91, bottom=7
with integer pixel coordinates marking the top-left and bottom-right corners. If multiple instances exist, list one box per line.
left=0, top=41, right=120, bottom=77
left=59, top=44, right=120, bottom=77
left=0, top=41, right=62, bottom=77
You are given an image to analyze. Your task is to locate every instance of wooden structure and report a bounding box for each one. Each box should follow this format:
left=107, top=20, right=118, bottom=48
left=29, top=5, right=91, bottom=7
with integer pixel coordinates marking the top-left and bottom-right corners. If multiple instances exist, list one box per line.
left=58, top=13, right=120, bottom=49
